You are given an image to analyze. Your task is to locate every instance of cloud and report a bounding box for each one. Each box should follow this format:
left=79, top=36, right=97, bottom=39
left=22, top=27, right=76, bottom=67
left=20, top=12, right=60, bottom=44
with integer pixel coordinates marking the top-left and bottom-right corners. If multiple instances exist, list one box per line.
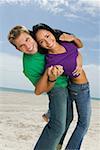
left=0, top=0, right=99, bottom=19
left=0, top=0, right=32, bottom=5
left=79, top=0, right=99, bottom=7
left=34, top=0, right=100, bottom=19
left=82, top=35, right=100, bottom=42
left=84, top=64, right=100, bottom=98
left=76, top=0, right=100, bottom=16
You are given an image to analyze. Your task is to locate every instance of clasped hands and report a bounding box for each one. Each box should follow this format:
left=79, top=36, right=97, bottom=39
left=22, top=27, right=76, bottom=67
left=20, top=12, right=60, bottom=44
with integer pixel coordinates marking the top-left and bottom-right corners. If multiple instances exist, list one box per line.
left=47, top=64, right=82, bottom=81
left=47, top=65, right=64, bottom=82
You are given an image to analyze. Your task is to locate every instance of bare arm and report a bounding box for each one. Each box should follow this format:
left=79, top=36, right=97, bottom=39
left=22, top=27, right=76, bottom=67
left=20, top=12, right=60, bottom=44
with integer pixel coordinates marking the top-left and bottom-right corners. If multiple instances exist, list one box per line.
left=59, top=33, right=83, bottom=48
left=73, top=36, right=83, bottom=48
left=34, top=68, right=55, bottom=95
left=35, top=65, right=64, bottom=95
left=72, top=51, right=83, bottom=76
left=77, top=51, right=83, bottom=67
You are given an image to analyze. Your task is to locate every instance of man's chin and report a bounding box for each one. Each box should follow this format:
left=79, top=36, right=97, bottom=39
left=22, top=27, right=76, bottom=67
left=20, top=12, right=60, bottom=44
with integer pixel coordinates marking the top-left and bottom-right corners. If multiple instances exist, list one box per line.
left=27, top=51, right=37, bottom=55
left=31, top=51, right=38, bottom=55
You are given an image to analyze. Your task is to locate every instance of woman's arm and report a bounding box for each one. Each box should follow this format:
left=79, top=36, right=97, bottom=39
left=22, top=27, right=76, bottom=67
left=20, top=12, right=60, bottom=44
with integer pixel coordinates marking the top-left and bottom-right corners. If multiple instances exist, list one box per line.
left=73, top=35, right=83, bottom=48
left=54, top=29, right=71, bottom=42
left=54, top=29, right=83, bottom=48
left=72, top=51, right=83, bottom=76
left=59, top=33, right=83, bottom=48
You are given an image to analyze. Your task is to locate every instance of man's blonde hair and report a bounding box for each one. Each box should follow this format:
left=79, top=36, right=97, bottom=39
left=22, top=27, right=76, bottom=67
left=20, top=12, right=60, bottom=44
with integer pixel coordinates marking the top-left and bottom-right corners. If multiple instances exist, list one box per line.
left=8, top=25, right=30, bottom=47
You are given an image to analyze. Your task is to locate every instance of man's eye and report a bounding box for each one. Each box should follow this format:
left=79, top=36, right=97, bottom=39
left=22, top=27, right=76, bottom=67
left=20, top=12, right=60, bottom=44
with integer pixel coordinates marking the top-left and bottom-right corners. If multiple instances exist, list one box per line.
left=26, top=38, right=29, bottom=42
left=21, top=45, right=25, bottom=48
left=46, top=35, right=49, bottom=38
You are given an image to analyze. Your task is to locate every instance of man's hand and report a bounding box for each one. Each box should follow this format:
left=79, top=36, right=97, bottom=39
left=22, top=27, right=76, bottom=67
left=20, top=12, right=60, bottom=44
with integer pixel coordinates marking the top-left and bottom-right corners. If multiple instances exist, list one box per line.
left=47, top=65, right=64, bottom=81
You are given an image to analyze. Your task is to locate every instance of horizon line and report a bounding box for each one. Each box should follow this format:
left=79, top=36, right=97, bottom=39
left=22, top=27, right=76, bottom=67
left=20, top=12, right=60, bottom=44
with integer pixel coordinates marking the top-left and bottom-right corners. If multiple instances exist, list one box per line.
left=0, top=87, right=100, bottom=100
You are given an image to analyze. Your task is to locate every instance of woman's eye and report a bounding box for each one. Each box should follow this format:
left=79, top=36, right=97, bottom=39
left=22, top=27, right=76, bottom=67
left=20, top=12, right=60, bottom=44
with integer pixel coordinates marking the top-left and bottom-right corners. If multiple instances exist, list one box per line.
left=40, top=41, right=43, bottom=44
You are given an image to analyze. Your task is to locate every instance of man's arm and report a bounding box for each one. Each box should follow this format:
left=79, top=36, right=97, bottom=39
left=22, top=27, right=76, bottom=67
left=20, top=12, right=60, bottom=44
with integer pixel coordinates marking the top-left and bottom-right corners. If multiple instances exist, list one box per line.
left=24, top=68, right=55, bottom=95
left=34, top=69, right=55, bottom=95
left=35, top=65, right=64, bottom=95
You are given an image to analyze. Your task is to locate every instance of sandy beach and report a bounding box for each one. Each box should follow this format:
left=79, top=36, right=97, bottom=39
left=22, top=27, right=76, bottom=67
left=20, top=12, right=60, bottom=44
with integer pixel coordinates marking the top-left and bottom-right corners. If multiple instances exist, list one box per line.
left=0, top=90, right=100, bottom=150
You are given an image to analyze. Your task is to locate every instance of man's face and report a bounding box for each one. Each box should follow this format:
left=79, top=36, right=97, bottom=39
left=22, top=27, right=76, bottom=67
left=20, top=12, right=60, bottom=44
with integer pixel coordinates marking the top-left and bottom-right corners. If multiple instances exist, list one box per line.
left=15, top=32, right=38, bottom=54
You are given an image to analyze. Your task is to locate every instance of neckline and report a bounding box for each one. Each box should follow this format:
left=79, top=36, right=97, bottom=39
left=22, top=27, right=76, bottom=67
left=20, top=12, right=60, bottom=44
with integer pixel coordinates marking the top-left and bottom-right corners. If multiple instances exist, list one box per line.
left=47, top=41, right=68, bottom=55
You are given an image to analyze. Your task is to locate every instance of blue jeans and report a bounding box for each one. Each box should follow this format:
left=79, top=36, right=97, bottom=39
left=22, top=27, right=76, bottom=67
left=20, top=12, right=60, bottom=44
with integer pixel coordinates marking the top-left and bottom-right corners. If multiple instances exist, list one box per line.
left=64, top=81, right=91, bottom=150
left=34, top=87, right=68, bottom=150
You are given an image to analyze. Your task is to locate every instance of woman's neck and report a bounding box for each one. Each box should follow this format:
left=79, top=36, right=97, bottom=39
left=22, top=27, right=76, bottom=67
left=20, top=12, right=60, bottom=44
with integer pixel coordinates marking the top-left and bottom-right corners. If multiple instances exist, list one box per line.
left=49, top=42, right=66, bottom=54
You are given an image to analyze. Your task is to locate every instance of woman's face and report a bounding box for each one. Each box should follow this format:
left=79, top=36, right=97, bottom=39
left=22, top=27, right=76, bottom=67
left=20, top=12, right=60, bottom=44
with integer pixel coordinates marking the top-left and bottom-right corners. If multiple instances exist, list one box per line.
left=35, top=29, right=57, bottom=50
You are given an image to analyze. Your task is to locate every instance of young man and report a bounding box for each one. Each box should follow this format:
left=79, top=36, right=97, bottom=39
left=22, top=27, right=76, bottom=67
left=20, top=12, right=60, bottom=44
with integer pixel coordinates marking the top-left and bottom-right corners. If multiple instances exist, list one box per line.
left=8, top=25, right=82, bottom=150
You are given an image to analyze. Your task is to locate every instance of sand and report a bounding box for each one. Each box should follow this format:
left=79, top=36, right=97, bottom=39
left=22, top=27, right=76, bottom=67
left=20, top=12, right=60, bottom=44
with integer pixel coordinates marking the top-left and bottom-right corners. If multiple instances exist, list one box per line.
left=0, top=90, right=100, bottom=150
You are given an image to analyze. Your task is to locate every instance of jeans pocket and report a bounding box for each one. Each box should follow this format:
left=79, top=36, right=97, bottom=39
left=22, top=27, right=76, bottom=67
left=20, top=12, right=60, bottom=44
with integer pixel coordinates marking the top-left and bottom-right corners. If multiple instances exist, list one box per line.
left=69, top=90, right=78, bottom=96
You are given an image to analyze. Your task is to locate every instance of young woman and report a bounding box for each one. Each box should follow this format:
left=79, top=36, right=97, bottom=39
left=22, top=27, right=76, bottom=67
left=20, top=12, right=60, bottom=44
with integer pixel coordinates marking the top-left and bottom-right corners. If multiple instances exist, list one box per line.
left=32, top=23, right=91, bottom=150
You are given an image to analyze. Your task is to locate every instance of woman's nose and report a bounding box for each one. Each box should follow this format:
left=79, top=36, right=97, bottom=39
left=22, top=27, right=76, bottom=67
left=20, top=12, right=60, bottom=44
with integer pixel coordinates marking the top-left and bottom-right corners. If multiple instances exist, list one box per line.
left=46, top=39, right=51, bottom=45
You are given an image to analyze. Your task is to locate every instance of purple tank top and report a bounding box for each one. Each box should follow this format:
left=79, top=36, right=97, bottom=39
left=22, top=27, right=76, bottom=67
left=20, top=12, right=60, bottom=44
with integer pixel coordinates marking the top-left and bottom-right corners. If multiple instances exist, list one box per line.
left=46, top=41, right=78, bottom=78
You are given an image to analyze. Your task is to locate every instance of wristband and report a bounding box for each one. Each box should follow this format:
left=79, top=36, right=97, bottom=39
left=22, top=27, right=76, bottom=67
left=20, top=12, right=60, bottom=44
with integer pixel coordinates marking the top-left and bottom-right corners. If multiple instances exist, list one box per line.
left=48, top=77, right=56, bottom=82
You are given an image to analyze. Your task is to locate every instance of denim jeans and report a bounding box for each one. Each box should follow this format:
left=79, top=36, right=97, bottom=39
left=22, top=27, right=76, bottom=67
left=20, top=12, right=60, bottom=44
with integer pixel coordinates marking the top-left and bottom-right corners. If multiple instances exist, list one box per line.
left=58, top=94, right=73, bottom=145
left=64, top=81, right=91, bottom=150
left=34, top=87, right=68, bottom=150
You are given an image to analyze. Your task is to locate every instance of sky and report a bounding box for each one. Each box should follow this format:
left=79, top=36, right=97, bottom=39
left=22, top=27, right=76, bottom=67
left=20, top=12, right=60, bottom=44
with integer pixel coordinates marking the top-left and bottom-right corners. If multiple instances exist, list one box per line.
left=0, top=0, right=100, bottom=98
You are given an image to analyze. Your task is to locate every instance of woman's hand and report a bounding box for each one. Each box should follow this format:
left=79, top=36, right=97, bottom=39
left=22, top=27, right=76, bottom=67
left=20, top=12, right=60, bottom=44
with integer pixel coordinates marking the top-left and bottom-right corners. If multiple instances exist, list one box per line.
left=59, top=33, right=83, bottom=48
left=72, top=52, right=83, bottom=76
left=72, top=65, right=82, bottom=76
left=59, top=33, right=74, bottom=42
left=47, top=65, right=64, bottom=81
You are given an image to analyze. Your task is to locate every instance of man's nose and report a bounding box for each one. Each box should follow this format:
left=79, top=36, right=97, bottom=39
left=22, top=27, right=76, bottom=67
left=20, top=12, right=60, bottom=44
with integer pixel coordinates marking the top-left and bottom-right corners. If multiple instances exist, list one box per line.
left=26, top=43, right=31, bottom=49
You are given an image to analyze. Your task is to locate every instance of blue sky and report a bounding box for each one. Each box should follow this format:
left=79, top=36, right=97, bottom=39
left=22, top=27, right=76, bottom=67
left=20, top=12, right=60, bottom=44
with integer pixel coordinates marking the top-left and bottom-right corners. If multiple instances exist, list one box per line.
left=0, top=0, right=100, bottom=98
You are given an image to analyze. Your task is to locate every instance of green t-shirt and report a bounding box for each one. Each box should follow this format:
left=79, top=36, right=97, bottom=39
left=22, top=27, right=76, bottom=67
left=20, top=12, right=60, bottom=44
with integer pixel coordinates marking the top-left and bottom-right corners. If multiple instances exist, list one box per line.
left=23, top=52, right=68, bottom=88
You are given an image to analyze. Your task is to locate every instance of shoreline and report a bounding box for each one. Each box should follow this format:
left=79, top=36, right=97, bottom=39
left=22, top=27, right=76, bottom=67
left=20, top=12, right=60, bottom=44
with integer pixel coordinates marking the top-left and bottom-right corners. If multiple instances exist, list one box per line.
left=0, top=87, right=100, bottom=101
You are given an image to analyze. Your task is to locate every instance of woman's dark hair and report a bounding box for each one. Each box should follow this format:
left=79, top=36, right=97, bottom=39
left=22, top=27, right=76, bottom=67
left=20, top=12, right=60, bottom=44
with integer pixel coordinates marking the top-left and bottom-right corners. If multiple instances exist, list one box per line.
left=32, top=23, right=59, bottom=54
left=33, top=23, right=56, bottom=38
